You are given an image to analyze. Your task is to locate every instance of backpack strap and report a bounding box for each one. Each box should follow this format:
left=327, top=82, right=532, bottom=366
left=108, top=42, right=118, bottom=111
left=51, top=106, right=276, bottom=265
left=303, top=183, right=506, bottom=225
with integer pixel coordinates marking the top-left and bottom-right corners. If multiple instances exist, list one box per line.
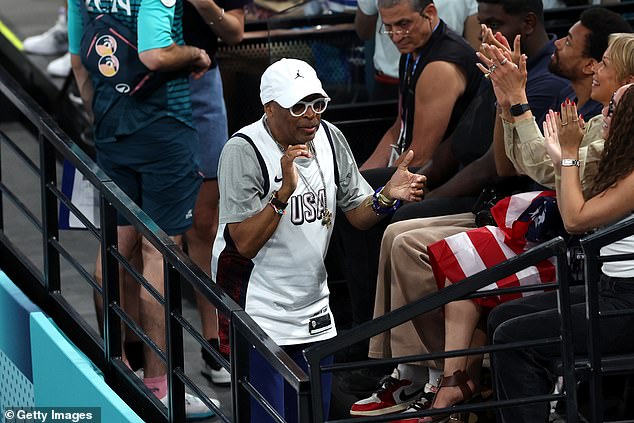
left=232, top=132, right=269, bottom=199
left=77, top=0, right=91, bottom=28
left=320, top=121, right=339, bottom=187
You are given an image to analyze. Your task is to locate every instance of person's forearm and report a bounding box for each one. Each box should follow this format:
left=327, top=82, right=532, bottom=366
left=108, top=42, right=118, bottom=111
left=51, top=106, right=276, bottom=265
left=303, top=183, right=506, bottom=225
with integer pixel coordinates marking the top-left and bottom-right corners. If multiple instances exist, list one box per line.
left=229, top=183, right=299, bottom=259
left=395, top=139, right=437, bottom=168
left=70, top=54, right=94, bottom=121
left=427, top=149, right=497, bottom=198
left=227, top=205, right=287, bottom=259
left=139, top=43, right=205, bottom=72
left=463, top=14, right=480, bottom=50
left=492, top=112, right=517, bottom=177
left=505, top=116, right=557, bottom=188
left=416, top=139, right=459, bottom=189
left=344, top=196, right=383, bottom=230
left=190, top=1, right=245, bottom=44
left=558, top=171, right=588, bottom=233
left=557, top=148, right=587, bottom=233
left=355, top=9, right=377, bottom=41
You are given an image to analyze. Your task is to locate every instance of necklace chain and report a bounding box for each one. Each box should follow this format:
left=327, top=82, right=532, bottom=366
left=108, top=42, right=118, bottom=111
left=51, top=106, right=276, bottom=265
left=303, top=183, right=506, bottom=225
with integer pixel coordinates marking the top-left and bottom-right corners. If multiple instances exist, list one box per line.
left=263, top=118, right=332, bottom=228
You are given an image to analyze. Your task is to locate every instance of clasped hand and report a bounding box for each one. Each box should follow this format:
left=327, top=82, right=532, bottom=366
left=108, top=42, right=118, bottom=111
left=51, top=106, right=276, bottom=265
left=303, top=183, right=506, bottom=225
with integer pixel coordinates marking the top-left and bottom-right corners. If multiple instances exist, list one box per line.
left=277, top=144, right=313, bottom=198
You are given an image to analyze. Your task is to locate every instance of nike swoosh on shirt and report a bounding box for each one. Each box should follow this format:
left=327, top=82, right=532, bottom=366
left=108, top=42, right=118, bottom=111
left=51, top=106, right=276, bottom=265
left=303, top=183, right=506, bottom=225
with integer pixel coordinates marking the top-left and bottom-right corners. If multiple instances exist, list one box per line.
left=399, top=386, right=425, bottom=402
left=274, top=176, right=283, bottom=182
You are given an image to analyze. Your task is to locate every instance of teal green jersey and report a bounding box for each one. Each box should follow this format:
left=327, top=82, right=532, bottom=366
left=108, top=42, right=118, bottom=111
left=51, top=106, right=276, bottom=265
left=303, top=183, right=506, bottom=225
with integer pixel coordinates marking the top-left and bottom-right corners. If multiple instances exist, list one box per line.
left=68, top=0, right=193, bottom=142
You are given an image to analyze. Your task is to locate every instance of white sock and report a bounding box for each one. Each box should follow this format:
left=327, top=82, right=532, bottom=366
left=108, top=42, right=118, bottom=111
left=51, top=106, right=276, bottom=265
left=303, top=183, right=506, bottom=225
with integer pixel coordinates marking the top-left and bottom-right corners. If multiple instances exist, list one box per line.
left=397, top=363, right=428, bottom=387
left=429, top=368, right=443, bottom=387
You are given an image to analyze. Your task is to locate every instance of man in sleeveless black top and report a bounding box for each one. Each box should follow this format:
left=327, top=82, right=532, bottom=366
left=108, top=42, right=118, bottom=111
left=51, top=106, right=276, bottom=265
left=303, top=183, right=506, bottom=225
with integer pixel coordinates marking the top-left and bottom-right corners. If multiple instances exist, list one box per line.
left=332, top=0, right=482, bottom=377
left=362, top=0, right=482, bottom=170
left=334, top=0, right=481, bottom=359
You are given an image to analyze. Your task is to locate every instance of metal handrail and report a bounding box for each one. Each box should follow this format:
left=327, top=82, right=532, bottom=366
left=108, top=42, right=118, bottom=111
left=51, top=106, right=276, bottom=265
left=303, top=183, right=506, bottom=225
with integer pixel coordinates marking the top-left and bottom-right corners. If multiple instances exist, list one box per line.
left=305, top=236, right=578, bottom=422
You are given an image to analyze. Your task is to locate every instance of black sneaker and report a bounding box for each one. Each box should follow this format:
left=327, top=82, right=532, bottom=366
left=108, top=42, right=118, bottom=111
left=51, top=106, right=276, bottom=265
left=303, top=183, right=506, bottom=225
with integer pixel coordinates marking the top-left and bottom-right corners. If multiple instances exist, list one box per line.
left=200, top=338, right=230, bottom=387
left=339, top=365, right=395, bottom=396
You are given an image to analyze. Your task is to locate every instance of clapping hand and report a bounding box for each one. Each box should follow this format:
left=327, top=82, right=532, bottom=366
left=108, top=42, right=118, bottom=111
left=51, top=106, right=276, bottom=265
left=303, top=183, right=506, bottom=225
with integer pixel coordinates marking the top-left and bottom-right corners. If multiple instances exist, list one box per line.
left=384, top=150, right=426, bottom=202
left=557, top=99, right=585, bottom=153
left=543, top=100, right=585, bottom=170
left=476, top=38, right=526, bottom=109
left=479, top=25, right=520, bottom=66
left=543, top=110, right=562, bottom=170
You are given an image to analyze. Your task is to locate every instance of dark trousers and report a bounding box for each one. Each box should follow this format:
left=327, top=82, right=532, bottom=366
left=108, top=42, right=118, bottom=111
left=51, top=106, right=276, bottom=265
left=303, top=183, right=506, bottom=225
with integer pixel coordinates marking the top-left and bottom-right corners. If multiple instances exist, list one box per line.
left=391, top=196, right=478, bottom=222
left=488, top=276, right=634, bottom=422
left=334, top=168, right=394, bottom=358
left=249, top=343, right=333, bottom=423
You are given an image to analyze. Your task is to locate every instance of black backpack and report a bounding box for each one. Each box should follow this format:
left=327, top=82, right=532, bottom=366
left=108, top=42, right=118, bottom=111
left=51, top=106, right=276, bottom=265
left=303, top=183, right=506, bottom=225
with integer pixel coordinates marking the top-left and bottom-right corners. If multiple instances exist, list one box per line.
left=78, top=2, right=173, bottom=98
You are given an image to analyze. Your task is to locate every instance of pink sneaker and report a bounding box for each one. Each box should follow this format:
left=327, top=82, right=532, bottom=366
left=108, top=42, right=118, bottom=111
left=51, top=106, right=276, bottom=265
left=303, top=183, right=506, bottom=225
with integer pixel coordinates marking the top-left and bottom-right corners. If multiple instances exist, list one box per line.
left=350, top=369, right=425, bottom=416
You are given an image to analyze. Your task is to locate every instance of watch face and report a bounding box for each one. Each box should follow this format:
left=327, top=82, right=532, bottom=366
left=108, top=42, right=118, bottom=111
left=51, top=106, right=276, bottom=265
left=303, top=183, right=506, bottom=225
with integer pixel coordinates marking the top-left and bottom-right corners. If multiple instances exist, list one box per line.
left=510, top=103, right=530, bottom=116
left=561, top=159, right=580, bottom=167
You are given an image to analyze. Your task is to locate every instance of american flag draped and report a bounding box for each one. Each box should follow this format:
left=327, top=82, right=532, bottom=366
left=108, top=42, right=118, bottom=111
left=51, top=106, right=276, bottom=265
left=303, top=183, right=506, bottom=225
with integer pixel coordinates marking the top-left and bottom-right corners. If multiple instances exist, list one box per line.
left=428, top=191, right=563, bottom=308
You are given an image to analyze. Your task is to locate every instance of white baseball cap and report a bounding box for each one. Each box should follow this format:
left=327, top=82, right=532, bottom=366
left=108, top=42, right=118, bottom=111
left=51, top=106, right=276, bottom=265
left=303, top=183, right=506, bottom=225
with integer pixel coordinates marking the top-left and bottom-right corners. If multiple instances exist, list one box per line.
left=260, top=58, right=329, bottom=108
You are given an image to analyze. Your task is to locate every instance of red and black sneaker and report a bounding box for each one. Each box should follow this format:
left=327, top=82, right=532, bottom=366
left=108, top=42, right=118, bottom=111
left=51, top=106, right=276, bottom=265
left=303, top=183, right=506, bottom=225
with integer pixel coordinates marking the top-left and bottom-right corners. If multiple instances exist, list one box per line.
left=350, top=369, right=425, bottom=416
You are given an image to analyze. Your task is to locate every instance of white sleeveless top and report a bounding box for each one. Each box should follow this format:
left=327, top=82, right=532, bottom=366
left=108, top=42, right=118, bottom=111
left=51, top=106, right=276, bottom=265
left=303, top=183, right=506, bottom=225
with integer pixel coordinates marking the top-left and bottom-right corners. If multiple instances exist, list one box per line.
left=601, top=234, right=634, bottom=278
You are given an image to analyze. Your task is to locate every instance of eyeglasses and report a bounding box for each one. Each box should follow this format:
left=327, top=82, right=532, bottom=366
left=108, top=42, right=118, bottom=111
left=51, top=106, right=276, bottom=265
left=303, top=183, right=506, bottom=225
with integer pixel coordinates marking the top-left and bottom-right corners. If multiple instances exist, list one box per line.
left=379, top=8, right=429, bottom=36
left=289, top=97, right=330, bottom=117
left=379, top=20, right=414, bottom=37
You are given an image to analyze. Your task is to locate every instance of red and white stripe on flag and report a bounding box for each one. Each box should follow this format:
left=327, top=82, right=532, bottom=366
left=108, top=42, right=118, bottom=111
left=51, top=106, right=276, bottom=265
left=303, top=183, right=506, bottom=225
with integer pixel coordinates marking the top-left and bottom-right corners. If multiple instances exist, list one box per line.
left=428, top=191, right=557, bottom=308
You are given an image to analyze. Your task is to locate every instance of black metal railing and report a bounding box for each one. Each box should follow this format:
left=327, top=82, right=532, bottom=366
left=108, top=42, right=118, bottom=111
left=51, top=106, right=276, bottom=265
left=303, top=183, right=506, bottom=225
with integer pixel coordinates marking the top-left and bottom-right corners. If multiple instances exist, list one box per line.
left=581, top=213, right=634, bottom=423
left=304, top=236, right=579, bottom=422
left=0, top=63, right=310, bottom=423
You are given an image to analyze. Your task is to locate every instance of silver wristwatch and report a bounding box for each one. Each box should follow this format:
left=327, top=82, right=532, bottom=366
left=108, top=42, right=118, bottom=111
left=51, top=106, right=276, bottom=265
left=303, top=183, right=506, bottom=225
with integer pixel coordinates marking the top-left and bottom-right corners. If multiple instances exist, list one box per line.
left=560, top=159, right=580, bottom=167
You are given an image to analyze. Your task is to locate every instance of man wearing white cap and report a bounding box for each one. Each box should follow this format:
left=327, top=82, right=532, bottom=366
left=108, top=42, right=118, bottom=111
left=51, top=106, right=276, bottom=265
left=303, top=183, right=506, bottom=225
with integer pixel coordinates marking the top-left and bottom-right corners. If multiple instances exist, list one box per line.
left=211, top=58, right=426, bottom=422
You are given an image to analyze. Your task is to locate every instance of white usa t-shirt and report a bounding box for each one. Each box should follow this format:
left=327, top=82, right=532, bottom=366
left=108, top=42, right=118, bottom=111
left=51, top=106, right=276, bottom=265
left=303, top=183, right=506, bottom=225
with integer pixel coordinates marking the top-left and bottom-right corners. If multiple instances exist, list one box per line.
left=212, top=117, right=372, bottom=345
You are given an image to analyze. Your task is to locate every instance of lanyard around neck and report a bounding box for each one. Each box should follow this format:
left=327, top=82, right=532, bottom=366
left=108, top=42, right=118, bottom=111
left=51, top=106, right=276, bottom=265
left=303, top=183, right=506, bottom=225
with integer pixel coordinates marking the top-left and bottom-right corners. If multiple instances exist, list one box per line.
left=404, top=53, right=423, bottom=87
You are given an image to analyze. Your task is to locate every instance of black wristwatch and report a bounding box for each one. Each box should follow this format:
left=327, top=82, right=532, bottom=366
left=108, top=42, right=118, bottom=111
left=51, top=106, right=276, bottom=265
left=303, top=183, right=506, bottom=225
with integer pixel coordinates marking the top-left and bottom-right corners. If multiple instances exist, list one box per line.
left=510, top=103, right=531, bottom=116
left=269, top=191, right=288, bottom=215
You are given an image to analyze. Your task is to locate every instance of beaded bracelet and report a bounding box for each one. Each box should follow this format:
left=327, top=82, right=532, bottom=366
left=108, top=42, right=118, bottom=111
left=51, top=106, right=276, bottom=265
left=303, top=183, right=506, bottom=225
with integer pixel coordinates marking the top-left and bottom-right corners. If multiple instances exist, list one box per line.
left=371, top=186, right=401, bottom=215
left=269, top=191, right=287, bottom=216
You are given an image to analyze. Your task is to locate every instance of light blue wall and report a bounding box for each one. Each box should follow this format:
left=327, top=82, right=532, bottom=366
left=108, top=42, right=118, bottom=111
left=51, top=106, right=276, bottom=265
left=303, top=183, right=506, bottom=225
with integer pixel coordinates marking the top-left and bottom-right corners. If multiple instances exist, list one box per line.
left=0, top=271, right=37, bottom=410
left=30, top=313, right=143, bottom=422
left=0, top=271, right=142, bottom=422
left=0, top=271, right=39, bottom=381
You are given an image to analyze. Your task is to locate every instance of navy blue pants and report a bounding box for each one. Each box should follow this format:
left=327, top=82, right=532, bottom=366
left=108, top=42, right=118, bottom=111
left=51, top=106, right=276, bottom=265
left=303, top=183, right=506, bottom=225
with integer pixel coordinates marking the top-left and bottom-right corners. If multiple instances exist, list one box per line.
left=249, top=343, right=333, bottom=423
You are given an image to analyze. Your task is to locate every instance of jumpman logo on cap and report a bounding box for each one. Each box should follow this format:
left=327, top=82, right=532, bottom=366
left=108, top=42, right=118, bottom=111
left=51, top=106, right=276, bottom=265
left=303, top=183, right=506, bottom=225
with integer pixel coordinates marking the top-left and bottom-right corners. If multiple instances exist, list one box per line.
left=295, top=70, right=303, bottom=79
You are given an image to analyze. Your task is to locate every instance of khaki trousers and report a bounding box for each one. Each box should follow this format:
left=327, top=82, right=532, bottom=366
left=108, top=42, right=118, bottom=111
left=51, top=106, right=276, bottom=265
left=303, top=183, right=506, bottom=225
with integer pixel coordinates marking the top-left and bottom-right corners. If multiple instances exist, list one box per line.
left=368, top=212, right=476, bottom=369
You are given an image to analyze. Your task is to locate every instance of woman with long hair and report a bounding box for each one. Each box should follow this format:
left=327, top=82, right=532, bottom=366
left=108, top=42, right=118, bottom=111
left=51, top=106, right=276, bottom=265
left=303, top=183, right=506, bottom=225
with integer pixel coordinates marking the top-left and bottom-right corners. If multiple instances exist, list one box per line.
left=488, top=82, right=634, bottom=422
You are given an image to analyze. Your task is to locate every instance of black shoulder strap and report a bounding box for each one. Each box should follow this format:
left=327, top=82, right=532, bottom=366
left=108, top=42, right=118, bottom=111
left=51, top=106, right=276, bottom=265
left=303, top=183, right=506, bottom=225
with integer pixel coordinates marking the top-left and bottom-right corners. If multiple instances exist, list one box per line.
left=320, top=121, right=339, bottom=187
left=232, top=132, right=269, bottom=198
left=77, top=0, right=91, bottom=27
